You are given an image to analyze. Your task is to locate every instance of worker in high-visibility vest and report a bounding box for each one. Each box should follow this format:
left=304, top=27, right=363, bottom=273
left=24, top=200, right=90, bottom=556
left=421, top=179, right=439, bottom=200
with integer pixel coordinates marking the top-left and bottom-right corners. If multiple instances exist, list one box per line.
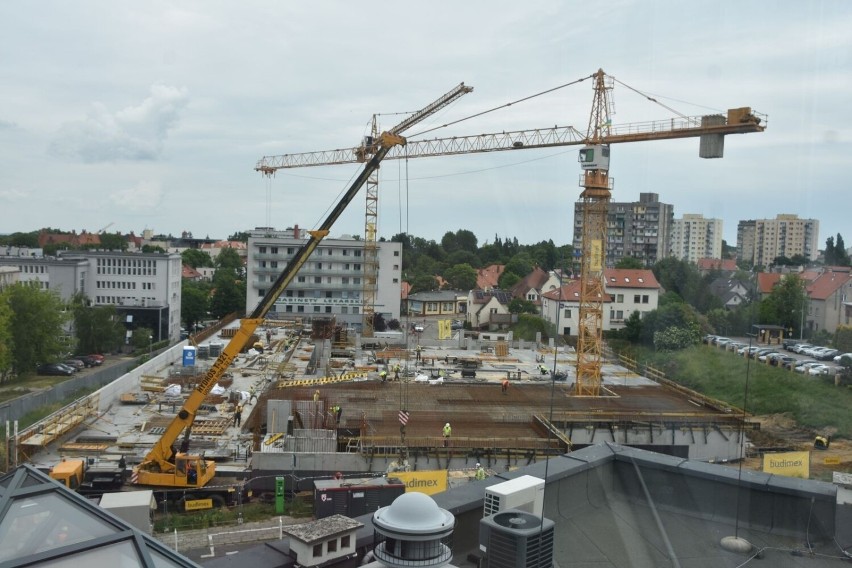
left=442, top=422, right=452, bottom=447
left=394, top=364, right=400, bottom=381
left=380, top=370, right=388, bottom=383
left=475, top=463, right=486, bottom=480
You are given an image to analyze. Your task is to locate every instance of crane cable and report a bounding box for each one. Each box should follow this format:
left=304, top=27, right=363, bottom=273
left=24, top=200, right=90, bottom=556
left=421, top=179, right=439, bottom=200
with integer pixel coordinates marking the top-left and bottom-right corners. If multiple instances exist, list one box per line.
left=409, top=73, right=596, bottom=139
left=611, top=76, right=694, bottom=121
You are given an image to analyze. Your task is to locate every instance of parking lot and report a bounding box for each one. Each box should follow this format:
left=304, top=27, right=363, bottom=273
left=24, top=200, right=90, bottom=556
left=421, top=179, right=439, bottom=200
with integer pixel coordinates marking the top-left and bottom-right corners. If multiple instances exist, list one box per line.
left=702, top=335, right=850, bottom=377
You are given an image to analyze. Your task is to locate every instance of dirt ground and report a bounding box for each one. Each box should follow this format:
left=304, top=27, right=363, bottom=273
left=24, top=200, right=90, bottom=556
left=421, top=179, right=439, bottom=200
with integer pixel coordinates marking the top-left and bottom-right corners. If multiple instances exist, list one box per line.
left=740, top=413, right=852, bottom=481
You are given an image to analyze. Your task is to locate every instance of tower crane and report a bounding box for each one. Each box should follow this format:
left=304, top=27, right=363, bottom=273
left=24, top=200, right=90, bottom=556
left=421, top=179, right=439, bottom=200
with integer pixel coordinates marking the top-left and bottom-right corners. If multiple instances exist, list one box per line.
left=257, top=69, right=765, bottom=394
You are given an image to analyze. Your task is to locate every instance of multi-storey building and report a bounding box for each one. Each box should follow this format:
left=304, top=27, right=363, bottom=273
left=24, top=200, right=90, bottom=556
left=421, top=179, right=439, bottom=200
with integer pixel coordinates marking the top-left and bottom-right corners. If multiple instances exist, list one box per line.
left=0, top=251, right=183, bottom=342
left=245, top=227, right=402, bottom=329
left=573, top=192, right=674, bottom=268
left=737, top=214, right=819, bottom=267
left=670, top=214, right=723, bottom=263
left=540, top=269, right=661, bottom=335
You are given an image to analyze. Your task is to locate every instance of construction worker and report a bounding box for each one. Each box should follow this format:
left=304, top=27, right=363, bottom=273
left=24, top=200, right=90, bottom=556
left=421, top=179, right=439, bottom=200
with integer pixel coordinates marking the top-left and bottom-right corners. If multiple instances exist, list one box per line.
left=233, top=404, right=242, bottom=427
left=332, top=404, right=342, bottom=423
left=313, top=389, right=320, bottom=403
left=415, top=345, right=422, bottom=363
left=394, top=363, right=400, bottom=381
left=442, top=422, right=452, bottom=447
left=249, top=385, right=257, bottom=404
left=539, top=364, right=549, bottom=375
left=475, top=463, right=486, bottom=480
left=380, top=369, right=388, bottom=383
left=502, top=378, right=509, bottom=394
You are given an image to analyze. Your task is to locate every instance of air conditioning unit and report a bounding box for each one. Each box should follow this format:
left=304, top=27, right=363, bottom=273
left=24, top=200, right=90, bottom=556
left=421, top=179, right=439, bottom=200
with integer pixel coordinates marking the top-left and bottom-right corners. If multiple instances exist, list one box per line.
left=483, top=475, right=544, bottom=518
left=479, top=510, right=554, bottom=568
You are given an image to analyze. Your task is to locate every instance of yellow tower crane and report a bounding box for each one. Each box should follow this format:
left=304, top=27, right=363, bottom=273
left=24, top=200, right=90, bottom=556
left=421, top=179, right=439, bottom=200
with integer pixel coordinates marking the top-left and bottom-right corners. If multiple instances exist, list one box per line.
left=256, top=69, right=765, bottom=391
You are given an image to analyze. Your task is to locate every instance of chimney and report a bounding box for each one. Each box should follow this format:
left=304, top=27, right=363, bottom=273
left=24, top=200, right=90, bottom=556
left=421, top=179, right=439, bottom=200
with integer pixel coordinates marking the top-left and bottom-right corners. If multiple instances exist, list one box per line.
left=293, top=224, right=300, bottom=239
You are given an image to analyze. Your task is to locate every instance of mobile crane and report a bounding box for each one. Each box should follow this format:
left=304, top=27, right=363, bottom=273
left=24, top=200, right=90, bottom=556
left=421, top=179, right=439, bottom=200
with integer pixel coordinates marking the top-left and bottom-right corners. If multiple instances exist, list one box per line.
left=131, top=83, right=472, bottom=492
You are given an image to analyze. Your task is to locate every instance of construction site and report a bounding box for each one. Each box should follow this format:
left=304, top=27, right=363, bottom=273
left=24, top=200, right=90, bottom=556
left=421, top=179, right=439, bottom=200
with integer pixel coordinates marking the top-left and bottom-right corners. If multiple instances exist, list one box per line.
left=5, top=69, right=765, bottom=503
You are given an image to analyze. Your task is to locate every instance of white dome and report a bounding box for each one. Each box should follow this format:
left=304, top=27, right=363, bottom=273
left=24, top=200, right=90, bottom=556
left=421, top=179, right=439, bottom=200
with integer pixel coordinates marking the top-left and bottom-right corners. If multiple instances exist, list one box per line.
left=374, top=492, right=453, bottom=533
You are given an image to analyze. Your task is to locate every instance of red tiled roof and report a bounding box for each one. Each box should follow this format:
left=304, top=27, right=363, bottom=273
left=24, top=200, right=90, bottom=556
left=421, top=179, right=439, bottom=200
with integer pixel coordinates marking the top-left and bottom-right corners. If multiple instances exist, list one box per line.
left=476, top=264, right=504, bottom=290
left=697, top=258, right=737, bottom=272
left=806, top=270, right=852, bottom=301
left=510, top=266, right=549, bottom=297
left=602, top=269, right=660, bottom=289
left=756, top=272, right=782, bottom=294
left=541, top=281, right=612, bottom=303
left=181, top=264, right=202, bottom=279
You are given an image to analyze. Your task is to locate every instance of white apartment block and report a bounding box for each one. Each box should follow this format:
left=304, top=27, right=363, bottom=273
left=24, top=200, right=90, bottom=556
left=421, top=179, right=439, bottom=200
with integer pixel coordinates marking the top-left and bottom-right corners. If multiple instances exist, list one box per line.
left=670, top=214, right=723, bottom=263
left=737, top=214, right=819, bottom=267
left=246, top=227, right=402, bottom=329
left=0, top=252, right=183, bottom=343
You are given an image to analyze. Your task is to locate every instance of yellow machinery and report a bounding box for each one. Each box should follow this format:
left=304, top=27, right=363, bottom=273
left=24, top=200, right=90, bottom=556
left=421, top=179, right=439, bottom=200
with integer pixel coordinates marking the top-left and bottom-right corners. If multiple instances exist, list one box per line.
left=134, top=83, right=473, bottom=489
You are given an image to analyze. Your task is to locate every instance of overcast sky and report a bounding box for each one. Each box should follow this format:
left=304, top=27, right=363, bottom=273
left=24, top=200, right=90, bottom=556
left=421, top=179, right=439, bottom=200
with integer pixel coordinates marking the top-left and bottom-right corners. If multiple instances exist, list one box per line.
left=1, top=1, right=849, bottom=250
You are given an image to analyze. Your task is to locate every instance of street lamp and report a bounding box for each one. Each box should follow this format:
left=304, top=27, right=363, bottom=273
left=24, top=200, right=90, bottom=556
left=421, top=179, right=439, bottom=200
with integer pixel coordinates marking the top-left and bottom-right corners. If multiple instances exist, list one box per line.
left=149, top=334, right=153, bottom=357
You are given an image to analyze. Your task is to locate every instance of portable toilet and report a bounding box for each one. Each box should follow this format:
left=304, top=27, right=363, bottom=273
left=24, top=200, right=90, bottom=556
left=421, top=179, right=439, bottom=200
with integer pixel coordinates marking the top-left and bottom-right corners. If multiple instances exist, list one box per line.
left=182, top=346, right=197, bottom=367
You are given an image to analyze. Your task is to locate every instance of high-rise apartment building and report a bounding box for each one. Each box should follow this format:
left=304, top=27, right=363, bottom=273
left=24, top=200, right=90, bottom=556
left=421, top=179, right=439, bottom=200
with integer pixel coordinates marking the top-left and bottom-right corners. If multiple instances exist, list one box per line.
left=736, top=214, right=819, bottom=267
left=573, top=192, right=674, bottom=268
left=246, top=227, right=402, bottom=329
left=670, top=214, right=723, bottom=263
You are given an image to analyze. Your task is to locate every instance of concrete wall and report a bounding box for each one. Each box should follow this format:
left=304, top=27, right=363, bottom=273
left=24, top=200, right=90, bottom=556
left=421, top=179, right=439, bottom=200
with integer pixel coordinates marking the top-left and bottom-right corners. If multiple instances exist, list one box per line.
left=0, top=343, right=187, bottom=427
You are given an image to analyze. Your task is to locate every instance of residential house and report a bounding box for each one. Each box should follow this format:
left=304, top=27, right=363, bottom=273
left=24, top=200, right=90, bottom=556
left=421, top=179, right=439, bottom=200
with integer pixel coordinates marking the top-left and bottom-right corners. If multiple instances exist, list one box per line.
left=540, top=268, right=660, bottom=334
left=405, top=290, right=466, bottom=317
left=806, top=267, right=852, bottom=335
left=708, top=277, right=751, bottom=310
left=509, top=266, right=562, bottom=310
left=467, top=290, right=513, bottom=329
left=603, top=269, right=661, bottom=329
left=181, top=264, right=204, bottom=282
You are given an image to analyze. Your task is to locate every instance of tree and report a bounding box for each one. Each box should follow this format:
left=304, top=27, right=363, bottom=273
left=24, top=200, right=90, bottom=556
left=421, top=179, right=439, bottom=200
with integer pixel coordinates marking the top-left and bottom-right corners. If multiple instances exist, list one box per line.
left=1, top=283, right=69, bottom=373
left=443, top=264, right=477, bottom=291
left=182, top=249, right=214, bottom=269
left=130, top=326, right=154, bottom=352
left=616, top=257, right=644, bottom=269
left=836, top=325, right=852, bottom=354
left=228, top=231, right=250, bottom=242
left=825, top=233, right=850, bottom=266
left=72, top=295, right=123, bottom=354
left=215, top=247, right=244, bottom=275
left=504, top=253, right=534, bottom=280
left=411, top=273, right=438, bottom=293
left=0, top=300, right=14, bottom=382
left=759, top=274, right=807, bottom=335
left=445, top=250, right=481, bottom=268
left=508, top=298, right=538, bottom=314
left=141, top=244, right=166, bottom=253
left=441, top=229, right=478, bottom=254
left=98, top=233, right=128, bottom=251
left=181, top=284, right=210, bottom=331
left=498, top=271, right=521, bottom=290
left=209, top=274, right=246, bottom=319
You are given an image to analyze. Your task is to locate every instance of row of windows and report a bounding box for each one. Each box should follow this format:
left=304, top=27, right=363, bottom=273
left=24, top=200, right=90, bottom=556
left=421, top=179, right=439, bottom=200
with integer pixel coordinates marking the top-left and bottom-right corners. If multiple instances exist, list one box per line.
left=19, top=265, right=46, bottom=273
left=258, top=245, right=364, bottom=257
left=312, top=534, right=351, bottom=557
left=97, top=266, right=157, bottom=276
left=95, top=295, right=154, bottom=304
left=96, top=281, right=156, bottom=290
left=284, top=305, right=360, bottom=314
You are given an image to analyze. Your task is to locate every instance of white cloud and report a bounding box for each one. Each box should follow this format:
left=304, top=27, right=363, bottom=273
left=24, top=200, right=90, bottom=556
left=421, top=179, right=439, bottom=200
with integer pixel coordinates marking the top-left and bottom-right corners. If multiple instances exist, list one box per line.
left=49, top=84, right=188, bottom=162
left=0, top=188, right=28, bottom=201
left=109, top=180, right=164, bottom=212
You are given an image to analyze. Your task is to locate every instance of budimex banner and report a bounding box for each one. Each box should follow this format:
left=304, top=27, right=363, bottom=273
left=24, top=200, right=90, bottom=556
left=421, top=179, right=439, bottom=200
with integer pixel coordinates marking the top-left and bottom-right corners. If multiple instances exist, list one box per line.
left=393, top=470, right=449, bottom=495
left=763, top=451, right=810, bottom=479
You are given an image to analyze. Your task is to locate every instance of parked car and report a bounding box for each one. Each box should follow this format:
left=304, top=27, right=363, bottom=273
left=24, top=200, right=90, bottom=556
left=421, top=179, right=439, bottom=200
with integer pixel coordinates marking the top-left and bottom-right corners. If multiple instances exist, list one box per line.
left=773, top=355, right=796, bottom=368
left=815, top=349, right=838, bottom=361
left=758, top=350, right=779, bottom=362
left=808, top=364, right=833, bottom=376
left=782, top=338, right=801, bottom=350
left=702, top=335, right=718, bottom=344
left=791, top=344, right=813, bottom=354
left=63, top=359, right=86, bottom=371
left=713, top=337, right=731, bottom=346
left=37, top=363, right=74, bottom=376
left=834, top=353, right=852, bottom=364
left=727, top=342, right=746, bottom=352
left=76, top=354, right=103, bottom=367
left=739, top=346, right=759, bottom=357
left=782, top=358, right=800, bottom=370
left=751, top=348, right=774, bottom=359
left=795, top=361, right=822, bottom=373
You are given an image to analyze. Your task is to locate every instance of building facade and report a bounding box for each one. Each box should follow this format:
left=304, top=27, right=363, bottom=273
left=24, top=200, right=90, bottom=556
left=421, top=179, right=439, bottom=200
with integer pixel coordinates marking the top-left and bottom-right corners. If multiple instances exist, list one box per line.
left=245, top=227, right=402, bottom=329
left=737, top=214, right=819, bottom=267
left=670, top=214, right=723, bottom=263
left=573, top=192, right=674, bottom=268
left=0, top=251, right=183, bottom=343
left=540, top=269, right=661, bottom=334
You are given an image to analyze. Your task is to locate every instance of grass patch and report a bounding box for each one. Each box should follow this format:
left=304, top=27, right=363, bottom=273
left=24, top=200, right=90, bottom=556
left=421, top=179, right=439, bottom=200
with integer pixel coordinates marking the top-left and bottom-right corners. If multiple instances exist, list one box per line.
left=628, top=345, right=852, bottom=438
left=153, top=502, right=312, bottom=533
